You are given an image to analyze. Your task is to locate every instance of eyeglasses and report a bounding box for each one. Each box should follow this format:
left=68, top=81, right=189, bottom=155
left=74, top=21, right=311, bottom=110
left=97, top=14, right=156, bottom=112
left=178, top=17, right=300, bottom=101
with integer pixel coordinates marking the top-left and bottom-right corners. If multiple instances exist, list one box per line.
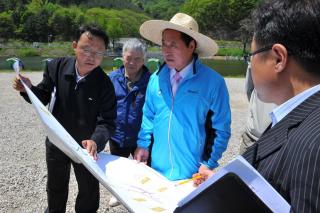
left=243, top=45, right=273, bottom=64
left=79, top=47, right=106, bottom=59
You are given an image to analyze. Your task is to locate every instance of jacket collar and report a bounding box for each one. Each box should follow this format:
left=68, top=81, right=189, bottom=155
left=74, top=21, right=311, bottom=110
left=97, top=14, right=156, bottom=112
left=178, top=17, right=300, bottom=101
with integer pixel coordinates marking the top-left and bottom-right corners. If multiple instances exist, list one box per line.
left=63, top=57, right=76, bottom=77
left=243, top=91, right=320, bottom=167
left=63, top=57, right=101, bottom=83
left=156, top=54, right=200, bottom=95
left=156, top=54, right=199, bottom=76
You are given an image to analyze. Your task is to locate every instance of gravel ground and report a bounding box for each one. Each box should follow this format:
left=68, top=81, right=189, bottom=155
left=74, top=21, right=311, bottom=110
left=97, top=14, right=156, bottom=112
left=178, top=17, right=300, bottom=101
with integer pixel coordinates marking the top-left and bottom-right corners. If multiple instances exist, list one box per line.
left=0, top=72, right=248, bottom=213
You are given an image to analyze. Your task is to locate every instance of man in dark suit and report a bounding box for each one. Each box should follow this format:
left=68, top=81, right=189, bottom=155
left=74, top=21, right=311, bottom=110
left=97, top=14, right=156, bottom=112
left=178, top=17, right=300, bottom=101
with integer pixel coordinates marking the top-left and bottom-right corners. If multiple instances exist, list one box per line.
left=241, top=0, right=320, bottom=212
left=13, top=25, right=117, bottom=212
left=194, top=0, right=320, bottom=212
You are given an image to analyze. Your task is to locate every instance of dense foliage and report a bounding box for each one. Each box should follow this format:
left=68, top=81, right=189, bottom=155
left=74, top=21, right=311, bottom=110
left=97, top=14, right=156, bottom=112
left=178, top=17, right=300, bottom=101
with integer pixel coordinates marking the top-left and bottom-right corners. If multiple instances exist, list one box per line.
left=0, top=0, right=260, bottom=45
left=0, top=0, right=150, bottom=42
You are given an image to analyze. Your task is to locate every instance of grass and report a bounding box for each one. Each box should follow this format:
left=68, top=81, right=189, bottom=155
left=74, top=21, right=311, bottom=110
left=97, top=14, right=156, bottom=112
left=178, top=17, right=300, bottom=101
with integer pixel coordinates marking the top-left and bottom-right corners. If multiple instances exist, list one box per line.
left=0, top=69, right=15, bottom=73
left=148, top=46, right=160, bottom=52
left=202, top=59, right=247, bottom=77
left=217, top=48, right=244, bottom=57
left=17, top=48, right=41, bottom=57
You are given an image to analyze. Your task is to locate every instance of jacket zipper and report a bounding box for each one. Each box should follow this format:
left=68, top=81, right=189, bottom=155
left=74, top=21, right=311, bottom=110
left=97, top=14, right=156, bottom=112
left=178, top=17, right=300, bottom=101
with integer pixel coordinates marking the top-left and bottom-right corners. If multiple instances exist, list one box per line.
left=167, top=89, right=175, bottom=178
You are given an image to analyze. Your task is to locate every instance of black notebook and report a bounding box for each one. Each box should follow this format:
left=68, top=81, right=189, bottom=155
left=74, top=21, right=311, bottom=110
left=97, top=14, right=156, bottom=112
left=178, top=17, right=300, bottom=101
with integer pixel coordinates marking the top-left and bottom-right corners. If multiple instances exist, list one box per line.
left=174, top=172, right=272, bottom=213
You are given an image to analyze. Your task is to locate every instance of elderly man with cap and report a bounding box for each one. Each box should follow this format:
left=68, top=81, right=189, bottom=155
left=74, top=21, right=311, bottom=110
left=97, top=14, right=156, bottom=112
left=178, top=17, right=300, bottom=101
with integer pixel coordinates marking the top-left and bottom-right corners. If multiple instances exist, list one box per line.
left=134, top=13, right=231, bottom=180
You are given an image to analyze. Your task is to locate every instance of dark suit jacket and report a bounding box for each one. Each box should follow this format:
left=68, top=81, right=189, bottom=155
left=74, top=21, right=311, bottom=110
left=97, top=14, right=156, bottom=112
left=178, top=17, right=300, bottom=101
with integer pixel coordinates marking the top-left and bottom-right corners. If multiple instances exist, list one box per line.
left=243, top=91, right=320, bottom=213
left=21, top=57, right=117, bottom=152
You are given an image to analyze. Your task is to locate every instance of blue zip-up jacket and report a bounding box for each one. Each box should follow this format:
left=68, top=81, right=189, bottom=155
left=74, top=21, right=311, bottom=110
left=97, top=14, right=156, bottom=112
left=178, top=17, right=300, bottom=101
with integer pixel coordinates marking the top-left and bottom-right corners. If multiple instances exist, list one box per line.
left=109, top=65, right=151, bottom=148
left=137, top=57, right=231, bottom=180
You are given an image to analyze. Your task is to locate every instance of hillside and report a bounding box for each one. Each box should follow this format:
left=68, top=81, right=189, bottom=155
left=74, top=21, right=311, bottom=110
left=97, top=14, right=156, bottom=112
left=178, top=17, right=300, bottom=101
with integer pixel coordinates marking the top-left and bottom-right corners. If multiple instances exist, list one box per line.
left=0, top=0, right=257, bottom=45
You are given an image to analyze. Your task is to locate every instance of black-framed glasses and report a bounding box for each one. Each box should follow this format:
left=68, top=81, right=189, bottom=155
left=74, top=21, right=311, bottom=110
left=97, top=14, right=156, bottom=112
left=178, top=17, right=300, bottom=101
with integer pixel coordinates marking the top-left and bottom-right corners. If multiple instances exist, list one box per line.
left=243, top=45, right=273, bottom=64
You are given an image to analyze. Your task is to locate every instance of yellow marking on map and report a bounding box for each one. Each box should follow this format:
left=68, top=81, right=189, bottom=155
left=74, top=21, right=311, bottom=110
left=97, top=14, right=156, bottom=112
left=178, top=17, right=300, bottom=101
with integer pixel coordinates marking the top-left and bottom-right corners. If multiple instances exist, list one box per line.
left=157, top=187, right=168, bottom=192
left=140, top=176, right=151, bottom=184
left=151, top=207, right=166, bottom=212
left=133, top=197, right=147, bottom=202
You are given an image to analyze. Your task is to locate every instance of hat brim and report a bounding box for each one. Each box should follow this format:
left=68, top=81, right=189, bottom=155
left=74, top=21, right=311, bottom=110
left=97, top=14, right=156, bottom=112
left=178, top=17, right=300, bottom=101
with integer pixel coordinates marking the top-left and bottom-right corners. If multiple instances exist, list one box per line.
left=140, top=20, right=218, bottom=57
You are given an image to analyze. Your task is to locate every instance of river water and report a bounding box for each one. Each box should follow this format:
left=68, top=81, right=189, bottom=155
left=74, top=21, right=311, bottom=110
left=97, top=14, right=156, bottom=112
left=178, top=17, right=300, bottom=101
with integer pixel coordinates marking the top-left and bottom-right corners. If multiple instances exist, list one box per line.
left=0, top=56, right=247, bottom=76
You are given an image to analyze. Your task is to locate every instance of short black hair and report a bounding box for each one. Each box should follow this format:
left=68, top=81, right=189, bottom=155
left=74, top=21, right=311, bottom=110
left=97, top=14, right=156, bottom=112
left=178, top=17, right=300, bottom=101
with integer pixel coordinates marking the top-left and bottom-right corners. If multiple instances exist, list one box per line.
left=179, top=32, right=197, bottom=50
left=253, top=0, right=320, bottom=74
left=75, top=24, right=109, bottom=49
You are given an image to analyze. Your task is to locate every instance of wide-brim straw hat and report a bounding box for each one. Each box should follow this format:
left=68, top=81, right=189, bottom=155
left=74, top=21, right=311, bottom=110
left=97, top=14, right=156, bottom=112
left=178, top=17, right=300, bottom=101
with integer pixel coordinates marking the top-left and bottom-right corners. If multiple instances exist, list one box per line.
left=139, top=13, right=218, bottom=57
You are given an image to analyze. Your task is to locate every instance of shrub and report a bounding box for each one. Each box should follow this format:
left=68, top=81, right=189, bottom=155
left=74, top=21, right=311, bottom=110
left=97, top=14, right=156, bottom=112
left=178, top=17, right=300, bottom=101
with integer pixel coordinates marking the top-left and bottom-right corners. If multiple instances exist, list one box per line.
left=217, top=47, right=243, bottom=56
left=17, top=48, right=41, bottom=57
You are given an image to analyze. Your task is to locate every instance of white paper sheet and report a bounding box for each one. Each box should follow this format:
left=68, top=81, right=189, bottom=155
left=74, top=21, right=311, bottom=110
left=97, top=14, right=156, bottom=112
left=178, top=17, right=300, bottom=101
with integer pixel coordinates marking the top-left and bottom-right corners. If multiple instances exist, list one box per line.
left=15, top=65, right=196, bottom=212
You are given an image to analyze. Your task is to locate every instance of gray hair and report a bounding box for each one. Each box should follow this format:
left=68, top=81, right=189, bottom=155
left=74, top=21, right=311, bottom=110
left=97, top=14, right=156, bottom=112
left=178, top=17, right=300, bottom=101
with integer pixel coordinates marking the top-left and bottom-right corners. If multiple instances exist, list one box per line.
left=122, top=38, right=147, bottom=61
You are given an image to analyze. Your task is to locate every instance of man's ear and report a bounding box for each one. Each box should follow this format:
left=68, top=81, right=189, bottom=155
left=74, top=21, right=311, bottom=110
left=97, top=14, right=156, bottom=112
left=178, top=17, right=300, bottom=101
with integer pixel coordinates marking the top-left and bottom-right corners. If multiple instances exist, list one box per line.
left=189, top=40, right=196, bottom=52
left=272, top=44, right=288, bottom=73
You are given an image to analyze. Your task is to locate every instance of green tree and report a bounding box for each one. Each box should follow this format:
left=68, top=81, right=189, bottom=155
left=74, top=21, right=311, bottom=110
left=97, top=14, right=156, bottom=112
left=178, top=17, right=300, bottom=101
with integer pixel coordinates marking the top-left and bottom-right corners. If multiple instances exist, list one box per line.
left=85, top=8, right=150, bottom=39
left=181, top=0, right=212, bottom=32
left=50, top=0, right=86, bottom=6
left=84, top=8, right=125, bottom=47
left=131, top=0, right=144, bottom=10
left=25, top=0, right=46, bottom=12
left=182, top=0, right=259, bottom=40
left=107, top=19, right=124, bottom=49
left=145, top=0, right=182, bottom=19
left=84, top=0, right=139, bottom=10
left=113, top=9, right=149, bottom=37
left=20, top=0, right=57, bottom=41
left=1, top=0, right=28, bottom=35
left=239, top=17, right=253, bottom=53
left=0, top=1, right=5, bottom=12
left=49, top=6, right=84, bottom=41
left=85, top=7, right=109, bottom=29
left=21, top=10, right=50, bottom=41
left=0, top=11, right=15, bottom=40
left=0, top=0, right=30, bottom=12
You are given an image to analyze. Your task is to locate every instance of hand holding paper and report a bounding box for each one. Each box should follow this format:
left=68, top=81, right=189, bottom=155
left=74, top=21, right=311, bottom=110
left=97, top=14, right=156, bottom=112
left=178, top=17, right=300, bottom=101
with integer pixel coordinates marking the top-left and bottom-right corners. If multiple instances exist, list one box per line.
left=13, top=74, right=32, bottom=92
left=134, top=147, right=149, bottom=164
left=12, top=61, right=32, bottom=93
left=81, top=140, right=98, bottom=160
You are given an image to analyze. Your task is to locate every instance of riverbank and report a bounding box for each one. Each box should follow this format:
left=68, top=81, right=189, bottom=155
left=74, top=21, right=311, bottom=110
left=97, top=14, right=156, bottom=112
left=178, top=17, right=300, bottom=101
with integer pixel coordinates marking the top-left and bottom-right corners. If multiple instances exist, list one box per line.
left=0, top=72, right=248, bottom=213
left=0, top=57, right=247, bottom=77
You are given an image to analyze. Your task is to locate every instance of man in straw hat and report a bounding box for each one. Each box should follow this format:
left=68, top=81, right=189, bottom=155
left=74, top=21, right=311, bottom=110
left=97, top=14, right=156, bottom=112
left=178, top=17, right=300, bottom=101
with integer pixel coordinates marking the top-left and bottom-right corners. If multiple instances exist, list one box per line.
left=134, top=13, right=231, bottom=180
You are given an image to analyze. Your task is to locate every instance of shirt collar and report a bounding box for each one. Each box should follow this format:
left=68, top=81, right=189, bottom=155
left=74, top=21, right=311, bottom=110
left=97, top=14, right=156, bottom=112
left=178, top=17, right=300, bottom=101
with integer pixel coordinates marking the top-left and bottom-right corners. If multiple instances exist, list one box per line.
left=270, top=84, right=320, bottom=126
left=170, top=59, right=193, bottom=84
left=125, top=68, right=143, bottom=83
left=75, top=62, right=88, bottom=83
